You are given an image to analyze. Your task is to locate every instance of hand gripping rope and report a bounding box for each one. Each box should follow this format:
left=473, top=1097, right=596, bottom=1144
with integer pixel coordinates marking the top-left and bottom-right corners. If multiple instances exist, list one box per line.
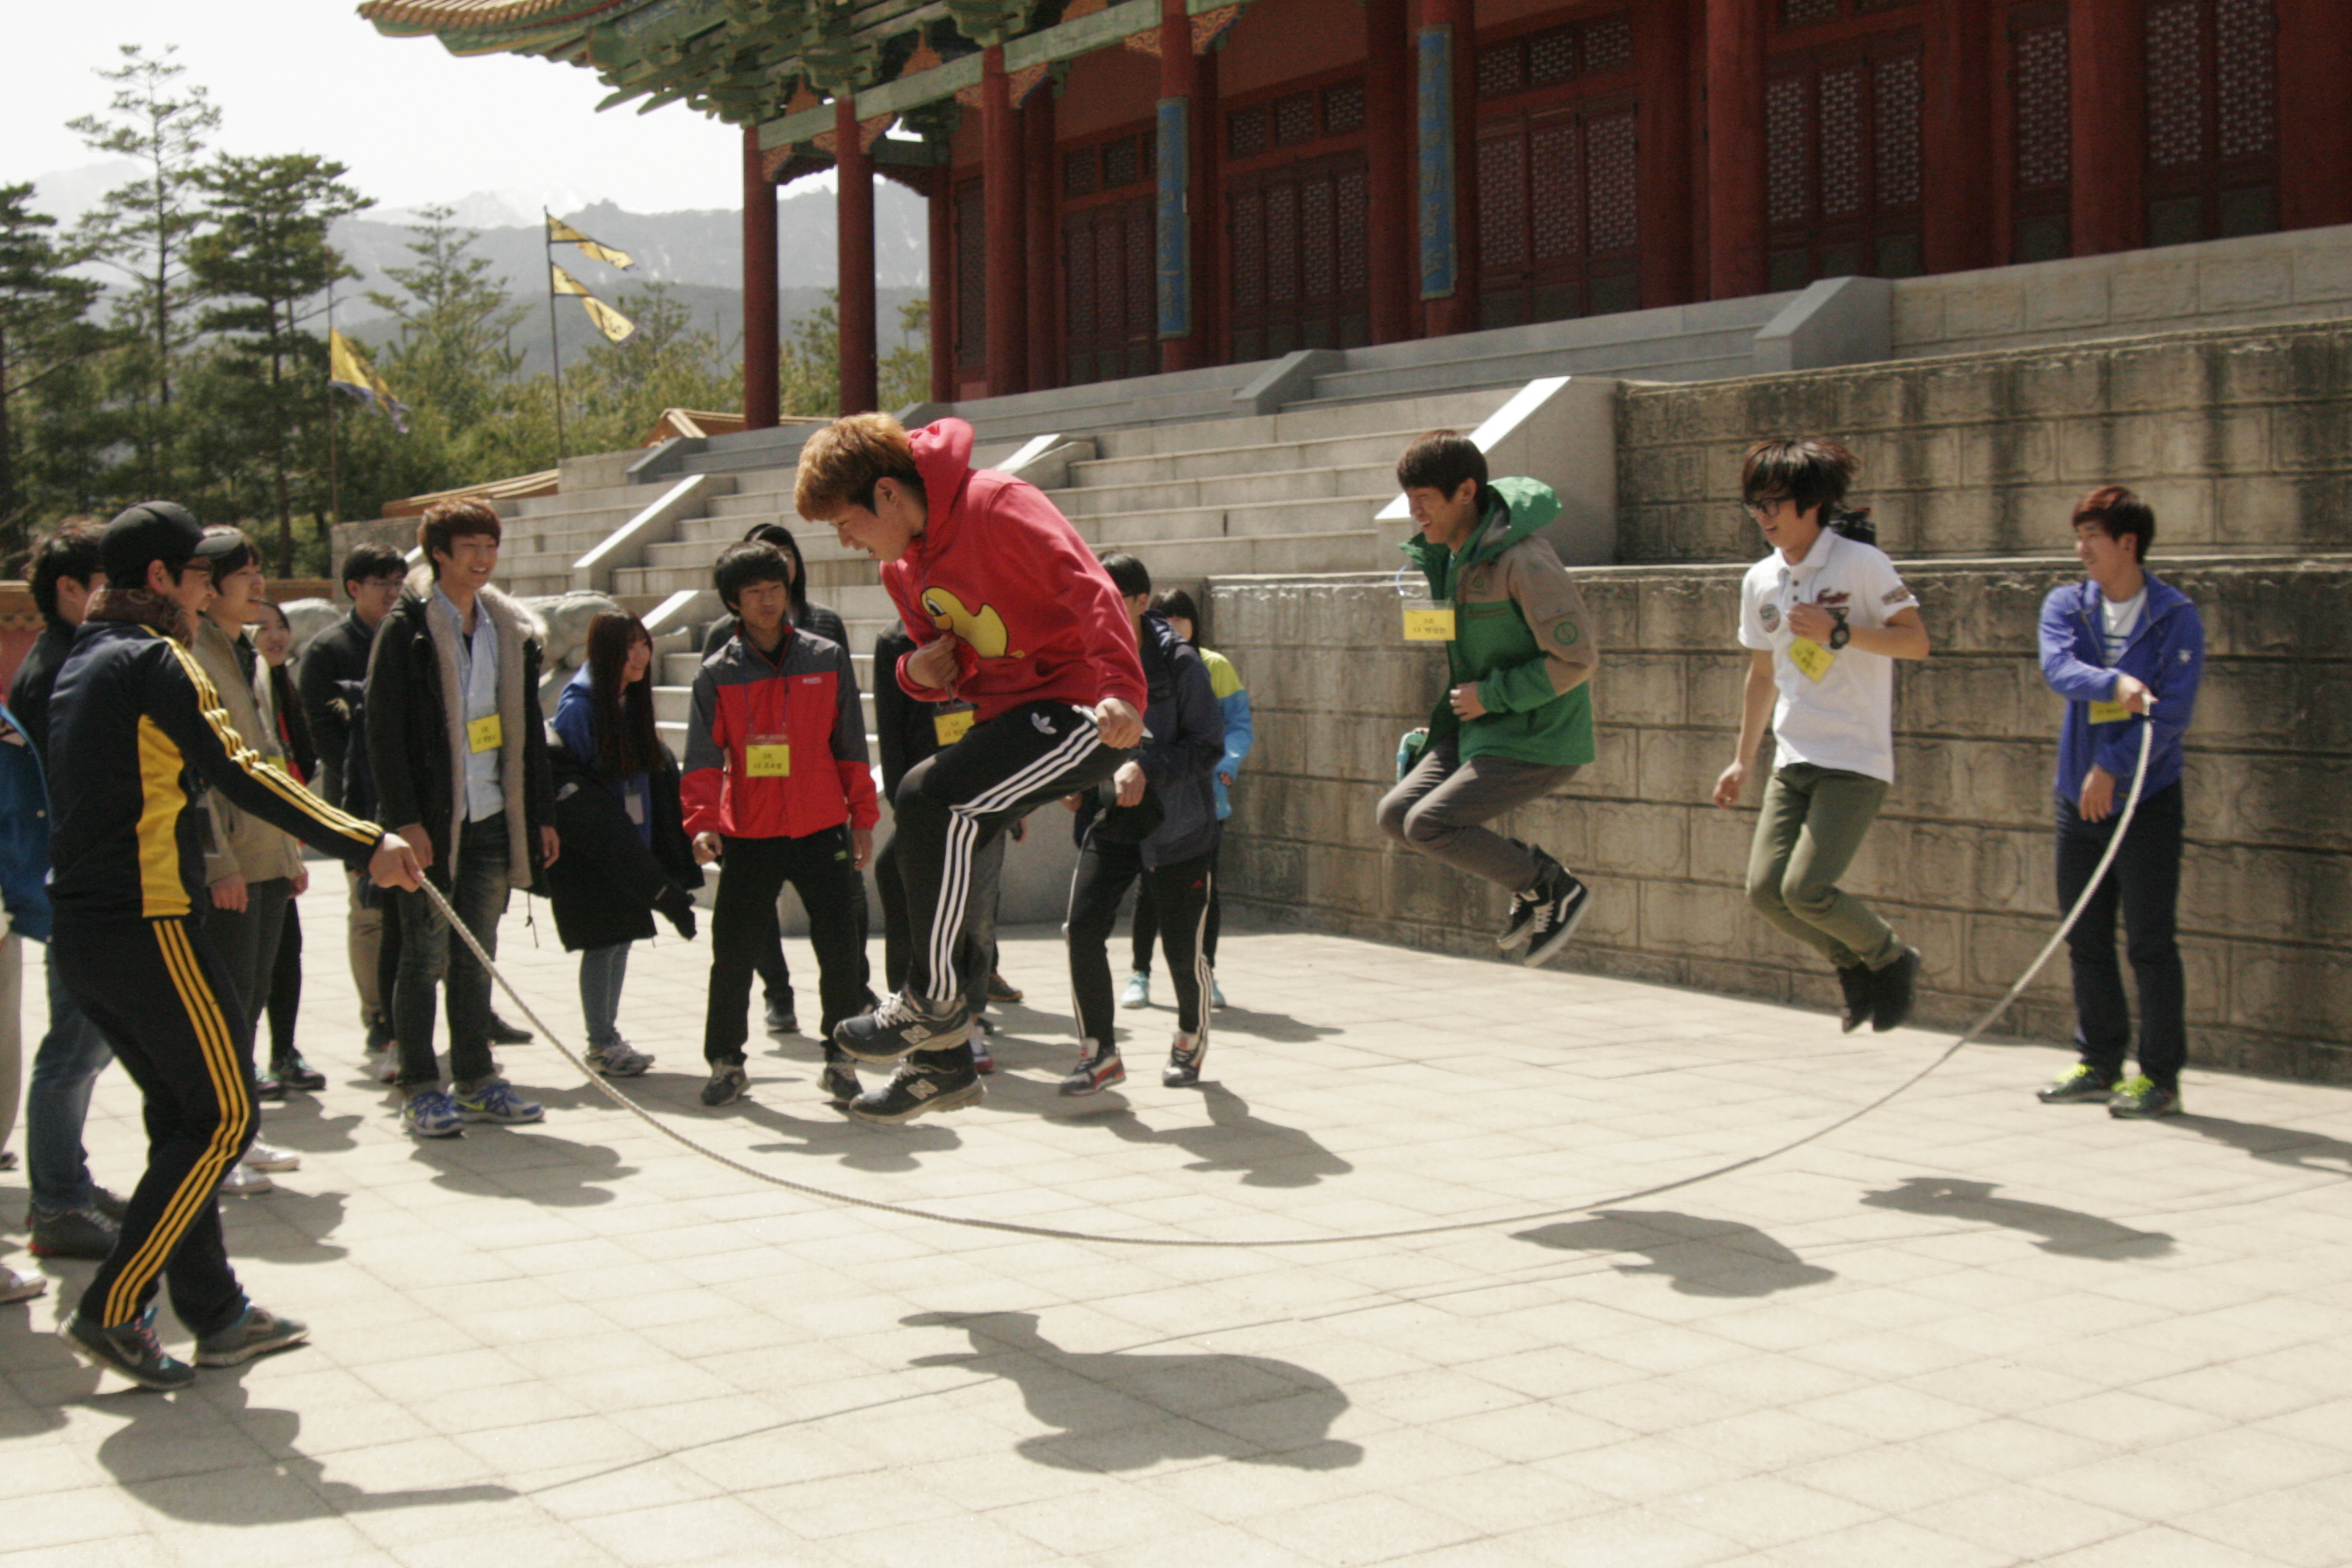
left=417, top=722, right=2156, bottom=1251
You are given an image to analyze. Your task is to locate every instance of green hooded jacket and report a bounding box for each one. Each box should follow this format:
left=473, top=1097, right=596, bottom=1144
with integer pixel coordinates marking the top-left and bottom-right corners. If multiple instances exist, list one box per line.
left=1400, top=475, right=1600, bottom=766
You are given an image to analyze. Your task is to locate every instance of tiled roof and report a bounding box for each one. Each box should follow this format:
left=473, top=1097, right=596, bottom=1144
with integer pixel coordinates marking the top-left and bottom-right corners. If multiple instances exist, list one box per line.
left=357, top=0, right=628, bottom=32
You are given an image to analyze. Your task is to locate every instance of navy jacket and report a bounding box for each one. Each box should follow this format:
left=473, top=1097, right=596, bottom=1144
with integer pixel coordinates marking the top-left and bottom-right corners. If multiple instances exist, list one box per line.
left=2038, top=573, right=2204, bottom=805
left=0, top=703, right=53, bottom=941
left=1074, top=614, right=1223, bottom=869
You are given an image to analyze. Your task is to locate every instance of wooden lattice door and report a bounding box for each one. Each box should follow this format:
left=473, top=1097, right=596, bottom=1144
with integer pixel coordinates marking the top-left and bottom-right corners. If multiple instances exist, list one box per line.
left=1765, top=30, right=1926, bottom=289
left=2143, top=0, right=2277, bottom=245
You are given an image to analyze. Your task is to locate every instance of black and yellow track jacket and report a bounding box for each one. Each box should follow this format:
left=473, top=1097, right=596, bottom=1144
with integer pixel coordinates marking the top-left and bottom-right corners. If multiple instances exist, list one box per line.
left=47, top=620, right=385, bottom=923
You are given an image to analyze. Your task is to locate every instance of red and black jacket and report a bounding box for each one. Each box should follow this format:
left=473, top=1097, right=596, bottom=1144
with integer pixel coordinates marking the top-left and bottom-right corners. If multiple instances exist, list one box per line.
left=681, top=622, right=878, bottom=842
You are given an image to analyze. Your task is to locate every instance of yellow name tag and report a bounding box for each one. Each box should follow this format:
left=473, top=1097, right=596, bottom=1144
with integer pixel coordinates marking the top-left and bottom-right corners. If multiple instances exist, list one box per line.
left=465, top=714, right=503, bottom=753
left=1402, top=606, right=1456, bottom=641
left=2087, top=699, right=2131, bottom=724
left=744, top=739, right=791, bottom=778
left=933, top=706, right=976, bottom=746
left=1785, top=637, right=1836, bottom=683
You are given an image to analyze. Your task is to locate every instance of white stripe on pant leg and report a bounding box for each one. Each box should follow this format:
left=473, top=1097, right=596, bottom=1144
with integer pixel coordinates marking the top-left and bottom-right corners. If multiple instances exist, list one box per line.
left=1189, top=866, right=1212, bottom=1054
left=1063, top=832, right=1093, bottom=1054
left=924, top=718, right=1104, bottom=1004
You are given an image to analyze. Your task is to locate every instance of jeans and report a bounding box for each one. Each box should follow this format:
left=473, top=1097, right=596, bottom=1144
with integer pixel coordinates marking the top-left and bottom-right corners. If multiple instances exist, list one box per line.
left=203, top=875, right=293, bottom=1036
left=2057, top=781, right=2187, bottom=1091
left=1745, top=763, right=1901, bottom=971
left=579, top=942, right=631, bottom=1049
left=26, top=948, right=115, bottom=1210
left=1375, top=736, right=1581, bottom=892
left=393, top=814, right=512, bottom=1088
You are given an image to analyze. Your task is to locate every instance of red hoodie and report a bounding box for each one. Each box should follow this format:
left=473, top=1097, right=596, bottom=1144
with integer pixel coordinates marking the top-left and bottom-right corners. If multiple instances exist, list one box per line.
left=885, top=420, right=1146, bottom=722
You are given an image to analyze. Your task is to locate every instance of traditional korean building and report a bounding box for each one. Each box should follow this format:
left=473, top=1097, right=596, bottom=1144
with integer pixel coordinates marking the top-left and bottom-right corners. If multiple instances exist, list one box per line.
left=364, top=0, right=2350, bottom=419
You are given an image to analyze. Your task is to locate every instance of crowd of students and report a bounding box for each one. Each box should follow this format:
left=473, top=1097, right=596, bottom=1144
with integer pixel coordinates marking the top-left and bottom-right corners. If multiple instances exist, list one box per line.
left=0, top=411, right=2200, bottom=1391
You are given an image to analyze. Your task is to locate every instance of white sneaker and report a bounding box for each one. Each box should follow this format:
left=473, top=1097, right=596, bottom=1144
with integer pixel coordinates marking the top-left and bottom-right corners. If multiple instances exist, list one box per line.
left=219, top=1163, right=275, bottom=1197
left=1, top=1266, right=46, bottom=1304
left=1210, top=978, right=1226, bottom=1010
left=369, top=1047, right=400, bottom=1084
left=242, top=1140, right=301, bottom=1173
left=1120, top=972, right=1150, bottom=1009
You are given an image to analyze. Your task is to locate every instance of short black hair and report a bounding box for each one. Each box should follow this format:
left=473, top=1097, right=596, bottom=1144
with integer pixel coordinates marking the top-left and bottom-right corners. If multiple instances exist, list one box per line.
left=2073, top=485, right=2156, bottom=562
left=1099, top=550, right=1151, bottom=599
left=340, top=542, right=406, bottom=589
left=1741, top=437, right=1859, bottom=517
left=28, top=520, right=105, bottom=622
left=740, top=522, right=811, bottom=620
left=1149, top=587, right=1199, bottom=625
left=714, top=541, right=791, bottom=615
left=196, top=526, right=258, bottom=582
left=1396, top=430, right=1487, bottom=497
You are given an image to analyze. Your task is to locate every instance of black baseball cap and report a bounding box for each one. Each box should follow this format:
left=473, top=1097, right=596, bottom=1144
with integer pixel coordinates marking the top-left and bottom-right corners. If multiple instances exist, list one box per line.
left=101, top=501, right=205, bottom=585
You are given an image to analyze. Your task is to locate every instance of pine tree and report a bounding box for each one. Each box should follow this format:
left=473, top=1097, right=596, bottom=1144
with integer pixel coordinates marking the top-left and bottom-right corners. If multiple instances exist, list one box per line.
left=0, top=185, right=108, bottom=552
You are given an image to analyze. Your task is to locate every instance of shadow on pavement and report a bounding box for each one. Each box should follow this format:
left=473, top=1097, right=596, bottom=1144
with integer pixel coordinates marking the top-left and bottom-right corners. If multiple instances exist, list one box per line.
left=407, top=1130, right=632, bottom=1207
left=1093, top=1082, right=1354, bottom=1189
left=736, top=1095, right=964, bottom=1173
left=1861, top=1176, right=2175, bottom=1257
left=250, top=1097, right=364, bottom=1155
left=220, top=1188, right=350, bottom=1265
left=903, top=1310, right=1363, bottom=1471
left=1515, top=1209, right=1838, bottom=1296
left=2167, top=1115, right=2352, bottom=1177
left=90, top=1369, right=512, bottom=1522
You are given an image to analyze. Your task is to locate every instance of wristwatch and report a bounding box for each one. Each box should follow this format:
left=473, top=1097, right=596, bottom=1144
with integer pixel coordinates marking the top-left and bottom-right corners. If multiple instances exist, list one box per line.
left=1827, top=620, right=1851, bottom=651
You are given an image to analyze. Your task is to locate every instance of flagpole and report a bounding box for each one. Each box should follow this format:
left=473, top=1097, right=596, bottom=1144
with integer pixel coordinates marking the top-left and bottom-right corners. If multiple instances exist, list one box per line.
left=326, top=282, right=342, bottom=526
left=545, top=209, right=567, bottom=464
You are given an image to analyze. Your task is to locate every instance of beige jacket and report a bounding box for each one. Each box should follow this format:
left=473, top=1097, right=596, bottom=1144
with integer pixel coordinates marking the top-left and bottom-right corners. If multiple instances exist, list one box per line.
left=194, top=618, right=306, bottom=887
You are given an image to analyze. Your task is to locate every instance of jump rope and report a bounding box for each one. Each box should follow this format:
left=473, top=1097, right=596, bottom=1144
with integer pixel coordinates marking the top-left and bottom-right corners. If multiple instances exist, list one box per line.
left=415, top=720, right=2156, bottom=1250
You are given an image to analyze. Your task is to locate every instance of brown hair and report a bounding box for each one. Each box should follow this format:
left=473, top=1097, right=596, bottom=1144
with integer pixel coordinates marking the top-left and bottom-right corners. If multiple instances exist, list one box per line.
left=418, top=497, right=503, bottom=576
left=1395, top=430, right=1488, bottom=499
left=584, top=610, right=661, bottom=780
left=1741, top=437, right=1859, bottom=516
left=2071, top=485, right=2155, bottom=562
left=793, top=412, right=924, bottom=519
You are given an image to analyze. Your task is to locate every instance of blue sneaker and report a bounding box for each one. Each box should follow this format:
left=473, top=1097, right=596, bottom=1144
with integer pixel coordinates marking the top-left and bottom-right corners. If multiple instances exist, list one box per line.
left=452, top=1079, right=544, bottom=1125
left=64, top=1306, right=193, bottom=1391
left=401, top=1088, right=464, bottom=1139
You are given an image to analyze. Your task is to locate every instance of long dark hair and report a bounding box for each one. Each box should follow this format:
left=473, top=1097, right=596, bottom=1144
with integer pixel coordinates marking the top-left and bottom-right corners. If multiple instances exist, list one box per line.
left=585, top=610, right=661, bottom=780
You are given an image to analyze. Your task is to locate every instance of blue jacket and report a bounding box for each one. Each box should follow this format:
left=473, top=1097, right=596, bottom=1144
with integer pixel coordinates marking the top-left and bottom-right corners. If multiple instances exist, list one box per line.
left=2038, top=573, right=2204, bottom=805
left=0, top=703, right=53, bottom=942
left=1197, top=646, right=1253, bottom=821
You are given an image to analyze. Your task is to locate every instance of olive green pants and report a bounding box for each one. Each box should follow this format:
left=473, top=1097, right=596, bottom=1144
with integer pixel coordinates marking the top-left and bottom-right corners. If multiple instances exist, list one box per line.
left=1745, top=763, right=1902, bottom=972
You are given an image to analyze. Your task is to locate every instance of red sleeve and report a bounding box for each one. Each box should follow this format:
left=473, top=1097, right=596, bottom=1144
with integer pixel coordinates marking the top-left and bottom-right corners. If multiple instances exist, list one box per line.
left=836, top=757, right=879, bottom=831
left=679, top=671, right=729, bottom=838
left=994, top=484, right=1146, bottom=709
left=885, top=566, right=967, bottom=701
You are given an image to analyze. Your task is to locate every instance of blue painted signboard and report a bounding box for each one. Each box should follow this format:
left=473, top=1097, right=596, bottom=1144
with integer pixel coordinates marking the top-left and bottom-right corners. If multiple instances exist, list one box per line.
left=1417, top=25, right=1457, bottom=300
left=1157, top=96, right=1191, bottom=340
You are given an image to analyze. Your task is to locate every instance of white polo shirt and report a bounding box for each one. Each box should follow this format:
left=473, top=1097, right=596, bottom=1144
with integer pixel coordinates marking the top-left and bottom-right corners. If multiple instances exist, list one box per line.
left=1736, top=526, right=1919, bottom=784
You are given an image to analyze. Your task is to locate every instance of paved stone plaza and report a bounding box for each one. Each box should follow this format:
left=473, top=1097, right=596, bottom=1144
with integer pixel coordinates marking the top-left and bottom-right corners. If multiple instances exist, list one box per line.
left=5, top=874, right=2350, bottom=1567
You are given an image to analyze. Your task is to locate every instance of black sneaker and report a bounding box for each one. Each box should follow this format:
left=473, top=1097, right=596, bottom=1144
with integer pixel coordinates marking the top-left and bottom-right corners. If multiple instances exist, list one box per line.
left=1870, top=947, right=1922, bottom=1033
left=2108, top=1075, right=2184, bottom=1120
left=1163, top=1032, right=1206, bottom=1088
left=1497, top=861, right=1553, bottom=952
left=64, top=1308, right=193, bottom=1391
left=364, top=1016, right=395, bottom=1052
left=271, top=1052, right=328, bottom=1093
left=1522, top=867, right=1594, bottom=969
left=765, top=997, right=799, bottom=1035
left=1059, top=1050, right=1126, bottom=1097
left=252, top=1069, right=287, bottom=1103
left=700, top=1063, right=749, bottom=1107
left=2037, top=1065, right=2118, bottom=1104
left=195, top=1304, right=309, bottom=1367
left=1836, top=965, right=1875, bottom=1035
left=832, top=991, right=969, bottom=1065
left=93, top=1186, right=129, bottom=1223
left=818, top=1059, right=861, bottom=1108
left=27, top=1202, right=118, bottom=1261
left=846, top=1054, right=985, bottom=1125
left=486, top=1012, right=534, bottom=1045
left=986, top=971, right=1023, bottom=1004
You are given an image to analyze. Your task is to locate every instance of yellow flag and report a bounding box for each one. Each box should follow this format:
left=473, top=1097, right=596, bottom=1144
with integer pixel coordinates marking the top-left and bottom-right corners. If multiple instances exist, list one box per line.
left=550, top=262, right=591, bottom=296
left=327, top=330, right=409, bottom=431
left=581, top=294, right=636, bottom=344
left=547, top=215, right=634, bottom=271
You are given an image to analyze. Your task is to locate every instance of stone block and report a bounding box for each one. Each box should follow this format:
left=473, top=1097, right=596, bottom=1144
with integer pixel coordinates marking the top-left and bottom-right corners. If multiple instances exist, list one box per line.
left=2192, top=662, right=2348, bottom=752
left=2153, top=408, right=2269, bottom=477
left=1688, top=803, right=1756, bottom=889
left=2266, top=401, right=2352, bottom=471
left=1906, top=567, right=2057, bottom=655
left=2292, top=242, right=2352, bottom=303
left=1916, top=362, right=2002, bottom=422
left=2109, top=258, right=2202, bottom=323
left=1636, top=727, right=1729, bottom=807
left=1957, top=422, right=2055, bottom=487
left=2199, top=254, right=2294, bottom=313
left=1685, top=653, right=1749, bottom=730
left=1592, top=653, right=1688, bottom=728
left=1579, top=577, right=1645, bottom=651
left=2057, top=416, right=2161, bottom=484
left=1892, top=285, right=1945, bottom=348
left=1943, top=284, right=2026, bottom=339
left=1964, top=912, right=2074, bottom=1004
left=1583, top=801, right=1689, bottom=881
left=2229, top=942, right=2352, bottom=1037
left=1572, top=872, right=1644, bottom=947
left=1895, top=654, right=2030, bottom=740
left=2217, top=753, right=2352, bottom=852
left=2184, top=844, right=2352, bottom=947
left=1575, top=727, right=1641, bottom=799
left=1638, top=877, right=1753, bottom=959
left=2022, top=271, right=2112, bottom=331
left=2181, top=563, right=2352, bottom=656
left=1874, top=427, right=1967, bottom=500
left=1894, top=734, right=2051, bottom=827
left=1631, top=571, right=1741, bottom=652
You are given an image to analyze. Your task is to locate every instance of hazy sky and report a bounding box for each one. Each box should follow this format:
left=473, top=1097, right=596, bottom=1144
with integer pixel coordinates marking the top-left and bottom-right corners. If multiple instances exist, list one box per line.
left=7, top=0, right=752, bottom=217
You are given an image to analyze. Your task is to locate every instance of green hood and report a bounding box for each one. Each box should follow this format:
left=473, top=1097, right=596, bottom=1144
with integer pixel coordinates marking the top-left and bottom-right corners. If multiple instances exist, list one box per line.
left=1400, top=476, right=1563, bottom=591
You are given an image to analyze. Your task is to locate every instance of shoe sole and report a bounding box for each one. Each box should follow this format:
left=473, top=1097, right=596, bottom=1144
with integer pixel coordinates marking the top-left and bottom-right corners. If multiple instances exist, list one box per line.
left=1162, top=1067, right=1203, bottom=1087
left=2037, top=1088, right=2115, bottom=1104
left=846, top=1079, right=986, bottom=1125
left=195, top=1328, right=309, bottom=1367
left=1060, top=1070, right=1127, bottom=1097
left=457, top=1112, right=545, bottom=1124
left=2109, top=1102, right=2184, bottom=1120
left=1522, top=892, right=1594, bottom=970
left=220, top=1177, right=275, bottom=1196
left=1496, top=918, right=1536, bottom=952
left=832, top=1024, right=964, bottom=1065
left=62, top=1324, right=193, bottom=1391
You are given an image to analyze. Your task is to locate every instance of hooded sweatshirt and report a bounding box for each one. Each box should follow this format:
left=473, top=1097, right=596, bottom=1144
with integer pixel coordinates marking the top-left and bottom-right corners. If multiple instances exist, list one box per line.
left=1401, top=476, right=1600, bottom=766
left=2039, top=572, right=2203, bottom=805
left=883, top=419, right=1146, bottom=721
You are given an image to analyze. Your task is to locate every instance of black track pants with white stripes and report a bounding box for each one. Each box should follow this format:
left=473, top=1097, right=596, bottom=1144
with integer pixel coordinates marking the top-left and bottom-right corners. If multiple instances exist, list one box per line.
left=891, top=701, right=1128, bottom=1006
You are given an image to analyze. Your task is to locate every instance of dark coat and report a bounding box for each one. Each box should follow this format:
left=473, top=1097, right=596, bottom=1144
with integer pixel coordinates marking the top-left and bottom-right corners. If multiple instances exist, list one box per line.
left=296, top=611, right=375, bottom=807
left=6, top=619, right=75, bottom=763
left=364, top=577, right=553, bottom=893
left=543, top=732, right=700, bottom=952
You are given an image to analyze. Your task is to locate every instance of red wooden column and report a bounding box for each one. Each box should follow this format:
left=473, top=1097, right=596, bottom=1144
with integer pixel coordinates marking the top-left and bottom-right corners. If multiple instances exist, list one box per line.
left=1365, top=0, right=1414, bottom=342
left=1158, top=0, right=1203, bottom=371
left=742, top=125, right=779, bottom=429
left=1635, top=0, right=1694, bottom=307
left=2069, top=0, right=2141, bottom=255
left=928, top=165, right=954, bottom=403
left=2277, top=0, right=2352, bottom=231
left=1704, top=0, right=1768, bottom=299
left=1025, top=85, right=1061, bottom=391
left=982, top=45, right=1028, bottom=395
left=1924, top=0, right=1994, bottom=273
left=836, top=95, right=880, bottom=415
left=1190, top=46, right=1222, bottom=362
left=1419, top=0, right=1479, bottom=336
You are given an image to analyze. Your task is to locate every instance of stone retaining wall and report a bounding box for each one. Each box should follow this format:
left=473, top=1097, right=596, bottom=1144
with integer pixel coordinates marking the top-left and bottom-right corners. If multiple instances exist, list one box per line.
left=1208, top=558, right=2351, bottom=1084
